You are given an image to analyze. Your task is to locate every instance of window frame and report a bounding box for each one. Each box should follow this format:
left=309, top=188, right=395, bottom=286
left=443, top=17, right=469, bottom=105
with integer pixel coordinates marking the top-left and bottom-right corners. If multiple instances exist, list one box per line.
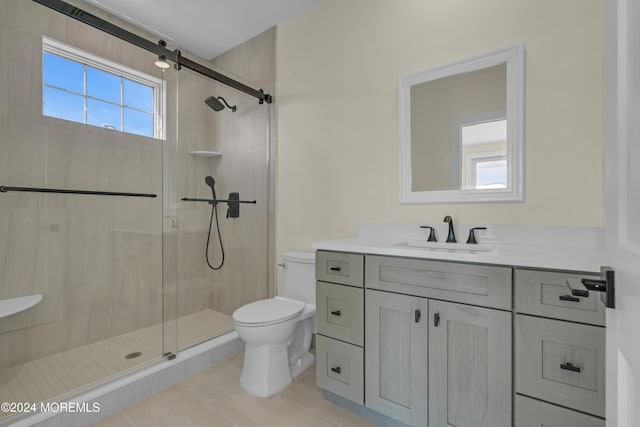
left=42, top=36, right=165, bottom=139
left=465, top=151, right=508, bottom=189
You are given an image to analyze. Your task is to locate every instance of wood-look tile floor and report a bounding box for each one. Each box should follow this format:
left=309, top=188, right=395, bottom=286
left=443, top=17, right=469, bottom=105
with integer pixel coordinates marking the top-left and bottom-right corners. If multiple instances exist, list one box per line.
left=0, top=309, right=234, bottom=421
left=93, top=353, right=380, bottom=427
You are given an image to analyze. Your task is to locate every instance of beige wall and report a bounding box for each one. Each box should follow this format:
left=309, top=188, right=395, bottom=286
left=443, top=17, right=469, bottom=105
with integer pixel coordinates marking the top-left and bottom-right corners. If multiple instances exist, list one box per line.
left=276, top=0, right=606, bottom=256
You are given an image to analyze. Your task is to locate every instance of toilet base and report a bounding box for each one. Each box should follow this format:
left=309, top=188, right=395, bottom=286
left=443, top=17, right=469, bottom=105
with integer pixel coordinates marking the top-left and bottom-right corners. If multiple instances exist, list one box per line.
left=240, top=342, right=292, bottom=398
left=290, top=351, right=315, bottom=379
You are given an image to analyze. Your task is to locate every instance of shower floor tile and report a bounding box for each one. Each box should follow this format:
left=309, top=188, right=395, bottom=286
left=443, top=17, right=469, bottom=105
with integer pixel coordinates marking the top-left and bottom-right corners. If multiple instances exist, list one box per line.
left=0, top=309, right=234, bottom=420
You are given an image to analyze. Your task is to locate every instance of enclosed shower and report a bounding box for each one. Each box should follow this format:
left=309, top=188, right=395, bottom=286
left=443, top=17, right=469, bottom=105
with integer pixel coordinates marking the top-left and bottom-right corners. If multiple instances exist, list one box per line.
left=0, top=0, right=273, bottom=423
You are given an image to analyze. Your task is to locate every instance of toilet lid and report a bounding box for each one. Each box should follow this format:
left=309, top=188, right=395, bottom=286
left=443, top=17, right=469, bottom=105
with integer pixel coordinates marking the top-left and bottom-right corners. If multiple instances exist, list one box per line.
left=233, top=298, right=305, bottom=326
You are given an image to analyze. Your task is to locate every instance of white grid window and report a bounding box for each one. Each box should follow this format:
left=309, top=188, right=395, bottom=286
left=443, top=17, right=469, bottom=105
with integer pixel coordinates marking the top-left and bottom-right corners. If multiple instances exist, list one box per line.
left=42, top=36, right=164, bottom=139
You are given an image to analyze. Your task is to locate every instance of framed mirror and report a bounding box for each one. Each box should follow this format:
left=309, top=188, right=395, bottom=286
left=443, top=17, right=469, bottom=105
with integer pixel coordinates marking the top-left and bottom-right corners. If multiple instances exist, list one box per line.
left=399, top=45, right=525, bottom=204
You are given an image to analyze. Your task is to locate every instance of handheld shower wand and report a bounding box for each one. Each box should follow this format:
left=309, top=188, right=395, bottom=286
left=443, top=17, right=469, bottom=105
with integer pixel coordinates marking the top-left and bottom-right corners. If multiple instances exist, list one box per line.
left=204, top=175, right=217, bottom=201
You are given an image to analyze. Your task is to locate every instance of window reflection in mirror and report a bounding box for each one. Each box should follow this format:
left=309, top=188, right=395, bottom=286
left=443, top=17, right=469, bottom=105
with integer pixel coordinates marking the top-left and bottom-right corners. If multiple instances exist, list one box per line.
left=461, top=119, right=507, bottom=190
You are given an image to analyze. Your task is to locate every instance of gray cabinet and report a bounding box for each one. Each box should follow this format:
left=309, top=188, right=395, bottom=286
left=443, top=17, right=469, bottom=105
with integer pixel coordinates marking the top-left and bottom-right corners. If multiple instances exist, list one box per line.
left=515, top=315, right=605, bottom=417
left=316, top=250, right=364, bottom=287
left=514, top=267, right=606, bottom=423
left=366, top=255, right=512, bottom=310
left=316, top=281, right=364, bottom=346
left=365, top=289, right=428, bottom=425
left=515, top=269, right=604, bottom=326
left=315, top=252, right=605, bottom=427
left=429, top=300, right=512, bottom=427
left=365, top=291, right=512, bottom=427
left=315, top=251, right=365, bottom=404
left=515, top=395, right=604, bottom=427
left=315, top=335, right=364, bottom=404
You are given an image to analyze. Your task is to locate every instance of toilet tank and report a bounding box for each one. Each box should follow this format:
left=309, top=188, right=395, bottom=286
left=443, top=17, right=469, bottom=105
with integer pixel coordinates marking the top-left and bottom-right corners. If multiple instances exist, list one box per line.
left=281, top=251, right=316, bottom=305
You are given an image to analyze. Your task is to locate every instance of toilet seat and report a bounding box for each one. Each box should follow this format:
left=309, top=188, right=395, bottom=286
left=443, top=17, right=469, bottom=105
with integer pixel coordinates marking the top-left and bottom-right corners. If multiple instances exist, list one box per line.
left=233, top=298, right=304, bottom=327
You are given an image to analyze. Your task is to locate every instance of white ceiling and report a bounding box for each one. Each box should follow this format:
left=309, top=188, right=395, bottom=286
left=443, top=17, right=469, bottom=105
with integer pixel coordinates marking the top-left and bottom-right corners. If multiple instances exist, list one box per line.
left=85, top=0, right=320, bottom=60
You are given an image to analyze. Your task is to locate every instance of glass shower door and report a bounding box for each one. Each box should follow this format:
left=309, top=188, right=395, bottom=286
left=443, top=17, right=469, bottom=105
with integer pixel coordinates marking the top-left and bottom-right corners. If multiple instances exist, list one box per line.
left=173, top=67, right=271, bottom=351
left=0, top=2, right=178, bottom=420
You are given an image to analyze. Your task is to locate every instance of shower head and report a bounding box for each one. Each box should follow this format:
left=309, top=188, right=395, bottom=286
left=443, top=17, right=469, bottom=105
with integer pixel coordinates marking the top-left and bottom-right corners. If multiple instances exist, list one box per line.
left=204, top=96, right=237, bottom=112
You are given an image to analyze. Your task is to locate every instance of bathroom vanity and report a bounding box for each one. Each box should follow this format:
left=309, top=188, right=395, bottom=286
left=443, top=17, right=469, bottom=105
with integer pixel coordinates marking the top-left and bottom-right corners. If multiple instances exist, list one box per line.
left=313, top=224, right=607, bottom=427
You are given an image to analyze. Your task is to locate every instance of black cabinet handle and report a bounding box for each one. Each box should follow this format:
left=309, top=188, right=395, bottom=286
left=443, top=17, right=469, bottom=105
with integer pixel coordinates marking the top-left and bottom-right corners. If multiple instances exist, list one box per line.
left=414, top=309, right=421, bottom=323
left=331, top=366, right=342, bottom=374
left=560, top=362, right=582, bottom=373
left=329, top=266, right=341, bottom=272
left=331, top=310, right=341, bottom=316
left=571, top=288, right=590, bottom=297
left=434, top=312, right=440, bottom=327
left=559, top=294, right=580, bottom=302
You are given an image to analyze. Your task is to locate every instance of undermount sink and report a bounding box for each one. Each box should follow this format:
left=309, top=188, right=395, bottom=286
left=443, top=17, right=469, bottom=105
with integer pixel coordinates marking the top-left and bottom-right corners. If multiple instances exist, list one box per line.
left=396, top=241, right=496, bottom=252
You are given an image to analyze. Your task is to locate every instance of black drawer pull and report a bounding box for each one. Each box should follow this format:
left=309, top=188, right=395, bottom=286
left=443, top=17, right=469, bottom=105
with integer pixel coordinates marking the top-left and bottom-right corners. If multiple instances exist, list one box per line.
left=559, top=294, right=580, bottom=302
left=414, top=309, right=421, bottom=323
left=434, top=312, right=440, bottom=327
left=560, top=362, right=582, bottom=373
left=329, top=266, right=342, bottom=272
left=330, top=310, right=341, bottom=316
left=571, top=288, right=590, bottom=297
left=331, top=366, right=342, bottom=374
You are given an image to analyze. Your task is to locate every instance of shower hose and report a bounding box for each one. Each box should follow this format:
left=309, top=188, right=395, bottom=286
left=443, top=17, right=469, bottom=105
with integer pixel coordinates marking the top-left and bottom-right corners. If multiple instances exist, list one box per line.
left=205, top=199, right=225, bottom=270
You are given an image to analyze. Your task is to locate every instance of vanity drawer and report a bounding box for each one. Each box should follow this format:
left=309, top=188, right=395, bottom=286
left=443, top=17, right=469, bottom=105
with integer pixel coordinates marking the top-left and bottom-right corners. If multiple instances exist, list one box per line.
left=515, top=315, right=605, bottom=417
left=515, top=269, right=605, bottom=326
left=365, top=255, right=512, bottom=310
left=315, top=335, right=364, bottom=405
left=316, top=251, right=364, bottom=287
left=515, top=395, right=604, bottom=427
left=316, top=281, right=364, bottom=346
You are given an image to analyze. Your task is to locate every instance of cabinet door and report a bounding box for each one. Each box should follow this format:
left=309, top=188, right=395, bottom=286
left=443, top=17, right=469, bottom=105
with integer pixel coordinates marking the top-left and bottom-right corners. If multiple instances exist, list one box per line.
left=429, top=300, right=512, bottom=427
left=365, top=289, right=428, bottom=426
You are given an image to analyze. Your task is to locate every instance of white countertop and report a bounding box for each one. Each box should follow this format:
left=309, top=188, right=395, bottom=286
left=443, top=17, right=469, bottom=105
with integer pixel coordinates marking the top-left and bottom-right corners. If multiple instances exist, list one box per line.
left=312, top=223, right=606, bottom=273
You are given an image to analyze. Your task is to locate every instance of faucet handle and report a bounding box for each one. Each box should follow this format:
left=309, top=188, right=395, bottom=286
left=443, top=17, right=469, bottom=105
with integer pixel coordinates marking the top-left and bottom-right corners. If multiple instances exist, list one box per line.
left=419, top=225, right=438, bottom=242
left=466, top=227, right=487, bottom=244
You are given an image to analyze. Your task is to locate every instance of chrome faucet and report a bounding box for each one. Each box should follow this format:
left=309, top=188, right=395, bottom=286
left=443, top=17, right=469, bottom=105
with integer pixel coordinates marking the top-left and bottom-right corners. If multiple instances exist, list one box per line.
left=443, top=216, right=456, bottom=243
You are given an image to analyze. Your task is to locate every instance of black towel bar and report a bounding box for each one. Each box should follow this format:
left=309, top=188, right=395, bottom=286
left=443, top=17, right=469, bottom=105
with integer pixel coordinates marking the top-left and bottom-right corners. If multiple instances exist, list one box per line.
left=0, top=185, right=157, bottom=198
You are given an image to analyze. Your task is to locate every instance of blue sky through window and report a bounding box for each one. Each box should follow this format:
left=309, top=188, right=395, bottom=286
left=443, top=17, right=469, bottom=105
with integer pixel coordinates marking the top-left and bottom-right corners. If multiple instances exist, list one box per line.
left=43, top=49, right=157, bottom=138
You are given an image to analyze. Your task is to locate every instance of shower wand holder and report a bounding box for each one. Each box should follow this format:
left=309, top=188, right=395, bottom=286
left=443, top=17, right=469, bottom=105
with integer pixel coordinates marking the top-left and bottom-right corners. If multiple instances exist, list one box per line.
left=181, top=193, right=256, bottom=219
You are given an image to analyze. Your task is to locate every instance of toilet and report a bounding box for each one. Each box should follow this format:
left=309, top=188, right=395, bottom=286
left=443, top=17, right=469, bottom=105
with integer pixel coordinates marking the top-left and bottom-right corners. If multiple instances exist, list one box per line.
left=232, top=251, right=316, bottom=397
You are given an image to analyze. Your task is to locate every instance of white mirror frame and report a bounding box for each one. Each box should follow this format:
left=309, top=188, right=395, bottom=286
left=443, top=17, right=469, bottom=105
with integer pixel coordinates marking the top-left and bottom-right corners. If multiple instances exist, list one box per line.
left=399, top=44, right=525, bottom=204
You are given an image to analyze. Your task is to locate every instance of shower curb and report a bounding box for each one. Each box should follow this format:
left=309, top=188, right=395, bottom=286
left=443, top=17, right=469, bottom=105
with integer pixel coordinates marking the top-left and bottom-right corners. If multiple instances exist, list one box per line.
left=7, top=332, right=243, bottom=427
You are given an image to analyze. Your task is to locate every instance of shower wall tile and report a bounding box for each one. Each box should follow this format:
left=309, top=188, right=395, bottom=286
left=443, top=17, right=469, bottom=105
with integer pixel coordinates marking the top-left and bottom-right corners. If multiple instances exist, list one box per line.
left=43, top=120, right=162, bottom=197
left=212, top=27, right=276, bottom=95
left=7, top=29, right=45, bottom=123
left=65, top=18, right=114, bottom=62
left=0, top=117, right=8, bottom=186
left=0, top=206, right=64, bottom=335
left=7, top=118, right=47, bottom=191
left=8, top=0, right=67, bottom=43
left=0, top=2, right=8, bottom=121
